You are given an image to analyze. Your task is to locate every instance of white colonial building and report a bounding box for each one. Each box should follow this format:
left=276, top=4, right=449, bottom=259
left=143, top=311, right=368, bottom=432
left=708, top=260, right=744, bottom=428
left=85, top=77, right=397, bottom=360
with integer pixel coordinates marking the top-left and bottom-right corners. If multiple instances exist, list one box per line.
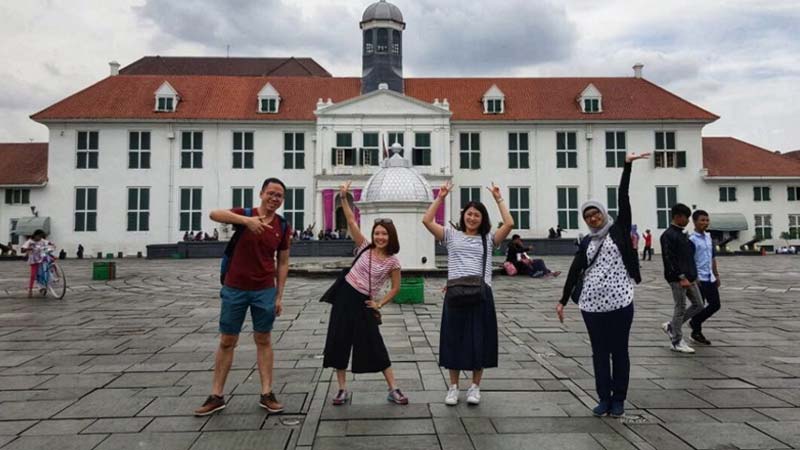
left=1, top=0, right=799, bottom=256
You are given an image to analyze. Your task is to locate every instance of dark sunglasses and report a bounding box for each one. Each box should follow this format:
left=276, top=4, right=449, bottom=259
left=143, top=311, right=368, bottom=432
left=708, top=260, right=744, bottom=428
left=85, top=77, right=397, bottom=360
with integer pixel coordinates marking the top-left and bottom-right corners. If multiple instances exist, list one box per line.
left=374, top=218, right=393, bottom=224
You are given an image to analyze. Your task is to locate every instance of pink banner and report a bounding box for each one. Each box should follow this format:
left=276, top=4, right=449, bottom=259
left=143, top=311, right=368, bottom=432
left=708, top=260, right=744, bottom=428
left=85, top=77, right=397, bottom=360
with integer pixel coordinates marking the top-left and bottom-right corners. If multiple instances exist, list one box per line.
left=322, top=189, right=334, bottom=231
left=432, top=189, right=445, bottom=225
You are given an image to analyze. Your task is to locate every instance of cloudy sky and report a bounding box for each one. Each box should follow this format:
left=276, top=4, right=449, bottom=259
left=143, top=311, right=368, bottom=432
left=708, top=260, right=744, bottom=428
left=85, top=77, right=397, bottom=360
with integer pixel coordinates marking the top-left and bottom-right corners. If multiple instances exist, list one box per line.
left=1, top=0, right=798, bottom=151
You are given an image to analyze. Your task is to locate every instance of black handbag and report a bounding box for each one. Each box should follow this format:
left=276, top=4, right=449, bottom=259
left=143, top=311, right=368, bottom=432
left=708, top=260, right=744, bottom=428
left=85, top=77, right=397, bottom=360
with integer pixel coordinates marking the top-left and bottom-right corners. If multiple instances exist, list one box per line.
left=320, top=246, right=370, bottom=304
left=444, top=233, right=487, bottom=308
left=570, top=239, right=603, bottom=304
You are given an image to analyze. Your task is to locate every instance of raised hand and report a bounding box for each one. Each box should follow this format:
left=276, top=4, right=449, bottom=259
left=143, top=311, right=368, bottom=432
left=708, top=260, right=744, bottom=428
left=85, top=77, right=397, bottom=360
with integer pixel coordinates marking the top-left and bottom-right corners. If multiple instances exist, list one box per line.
left=245, top=215, right=267, bottom=234
left=437, top=181, right=453, bottom=199
left=626, top=152, right=651, bottom=163
left=340, top=180, right=352, bottom=196
left=487, top=182, right=502, bottom=201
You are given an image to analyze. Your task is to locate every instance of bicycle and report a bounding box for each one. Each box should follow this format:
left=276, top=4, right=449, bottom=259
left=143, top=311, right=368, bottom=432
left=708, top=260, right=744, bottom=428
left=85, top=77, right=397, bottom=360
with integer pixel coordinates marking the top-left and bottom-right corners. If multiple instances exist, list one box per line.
left=37, top=247, right=67, bottom=299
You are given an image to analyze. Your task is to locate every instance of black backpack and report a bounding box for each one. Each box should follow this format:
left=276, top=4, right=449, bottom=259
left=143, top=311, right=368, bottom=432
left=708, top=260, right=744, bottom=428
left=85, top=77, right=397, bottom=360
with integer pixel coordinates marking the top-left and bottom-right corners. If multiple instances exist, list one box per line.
left=220, top=208, right=288, bottom=285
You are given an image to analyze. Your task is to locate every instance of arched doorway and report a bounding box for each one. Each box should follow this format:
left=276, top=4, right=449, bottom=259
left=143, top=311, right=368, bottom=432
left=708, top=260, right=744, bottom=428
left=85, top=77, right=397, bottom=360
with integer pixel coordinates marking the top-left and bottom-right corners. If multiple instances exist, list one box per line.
left=333, top=193, right=355, bottom=234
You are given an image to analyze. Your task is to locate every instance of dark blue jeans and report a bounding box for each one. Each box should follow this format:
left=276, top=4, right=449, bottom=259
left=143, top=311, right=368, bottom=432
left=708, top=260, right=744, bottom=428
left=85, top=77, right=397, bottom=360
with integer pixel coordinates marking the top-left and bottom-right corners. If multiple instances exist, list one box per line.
left=690, top=281, right=721, bottom=333
left=581, top=303, right=634, bottom=403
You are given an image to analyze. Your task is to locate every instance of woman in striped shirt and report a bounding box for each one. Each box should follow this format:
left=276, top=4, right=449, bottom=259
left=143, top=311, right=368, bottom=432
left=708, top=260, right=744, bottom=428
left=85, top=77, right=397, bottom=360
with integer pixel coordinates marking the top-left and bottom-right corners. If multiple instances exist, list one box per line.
left=422, top=181, right=514, bottom=406
left=322, top=181, right=408, bottom=406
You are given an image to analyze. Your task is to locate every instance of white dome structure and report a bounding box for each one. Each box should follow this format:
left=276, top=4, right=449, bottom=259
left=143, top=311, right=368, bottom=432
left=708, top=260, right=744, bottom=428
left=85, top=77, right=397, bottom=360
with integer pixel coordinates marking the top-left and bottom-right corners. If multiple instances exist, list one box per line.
left=358, top=144, right=435, bottom=270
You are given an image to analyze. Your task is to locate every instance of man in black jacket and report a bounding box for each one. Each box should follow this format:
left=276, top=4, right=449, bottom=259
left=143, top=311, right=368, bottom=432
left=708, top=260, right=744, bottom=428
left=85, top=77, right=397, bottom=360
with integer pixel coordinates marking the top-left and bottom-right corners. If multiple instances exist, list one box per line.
left=660, top=203, right=704, bottom=353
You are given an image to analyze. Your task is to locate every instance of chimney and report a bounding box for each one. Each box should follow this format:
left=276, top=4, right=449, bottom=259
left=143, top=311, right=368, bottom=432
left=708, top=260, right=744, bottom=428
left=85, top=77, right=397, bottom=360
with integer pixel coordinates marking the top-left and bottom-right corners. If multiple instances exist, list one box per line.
left=633, top=63, right=644, bottom=79
left=109, top=61, right=120, bottom=76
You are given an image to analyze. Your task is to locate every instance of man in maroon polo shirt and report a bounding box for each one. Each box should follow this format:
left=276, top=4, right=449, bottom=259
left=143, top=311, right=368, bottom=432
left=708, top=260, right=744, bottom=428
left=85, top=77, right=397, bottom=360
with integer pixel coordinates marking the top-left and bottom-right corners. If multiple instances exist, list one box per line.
left=195, top=178, right=292, bottom=416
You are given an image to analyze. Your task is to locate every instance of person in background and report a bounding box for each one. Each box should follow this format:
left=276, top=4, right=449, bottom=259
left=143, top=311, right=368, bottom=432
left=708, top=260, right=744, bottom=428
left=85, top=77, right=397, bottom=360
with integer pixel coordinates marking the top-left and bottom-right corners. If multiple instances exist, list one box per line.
left=183, top=231, right=191, bottom=242
left=660, top=203, right=704, bottom=354
left=506, top=235, right=560, bottom=278
left=212, top=229, right=219, bottom=240
left=688, top=210, right=721, bottom=346
left=641, top=229, right=653, bottom=261
left=556, top=225, right=564, bottom=238
left=630, top=225, right=640, bottom=253
left=77, top=244, right=84, bottom=259
left=21, top=229, right=51, bottom=298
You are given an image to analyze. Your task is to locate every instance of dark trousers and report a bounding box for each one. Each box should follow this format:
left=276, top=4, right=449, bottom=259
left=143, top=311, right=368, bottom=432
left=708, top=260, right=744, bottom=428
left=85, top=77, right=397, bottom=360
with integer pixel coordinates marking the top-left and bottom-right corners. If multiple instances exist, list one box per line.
left=690, top=281, right=721, bottom=333
left=514, top=259, right=550, bottom=277
left=581, top=303, right=634, bottom=403
left=641, top=246, right=653, bottom=260
left=323, top=282, right=391, bottom=373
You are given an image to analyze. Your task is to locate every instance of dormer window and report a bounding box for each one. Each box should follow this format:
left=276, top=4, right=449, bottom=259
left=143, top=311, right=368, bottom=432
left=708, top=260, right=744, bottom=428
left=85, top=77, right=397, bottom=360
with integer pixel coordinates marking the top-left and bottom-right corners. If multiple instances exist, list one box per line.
left=578, top=83, right=602, bottom=113
left=482, top=84, right=505, bottom=114
left=154, top=81, right=178, bottom=112
left=257, top=82, right=281, bottom=114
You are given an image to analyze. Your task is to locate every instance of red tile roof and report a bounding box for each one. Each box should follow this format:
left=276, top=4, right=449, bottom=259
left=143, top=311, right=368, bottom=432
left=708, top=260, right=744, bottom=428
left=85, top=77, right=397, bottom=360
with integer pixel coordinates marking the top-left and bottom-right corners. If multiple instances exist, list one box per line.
left=784, top=150, right=800, bottom=160
left=0, top=143, right=48, bottom=186
left=120, top=56, right=331, bottom=77
left=702, top=137, right=800, bottom=178
left=31, top=75, right=719, bottom=123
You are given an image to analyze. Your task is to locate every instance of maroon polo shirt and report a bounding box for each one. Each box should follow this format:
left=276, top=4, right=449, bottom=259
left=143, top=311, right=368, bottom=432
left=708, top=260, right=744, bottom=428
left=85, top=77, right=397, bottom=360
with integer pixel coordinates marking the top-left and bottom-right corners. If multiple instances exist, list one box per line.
left=224, top=209, right=292, bottom=291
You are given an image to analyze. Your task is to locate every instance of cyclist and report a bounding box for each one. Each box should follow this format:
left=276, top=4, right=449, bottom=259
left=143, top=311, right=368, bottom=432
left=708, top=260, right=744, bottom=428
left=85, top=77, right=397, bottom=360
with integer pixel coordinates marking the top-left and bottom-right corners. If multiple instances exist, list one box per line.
left=21, top=229, right=51, bottom=298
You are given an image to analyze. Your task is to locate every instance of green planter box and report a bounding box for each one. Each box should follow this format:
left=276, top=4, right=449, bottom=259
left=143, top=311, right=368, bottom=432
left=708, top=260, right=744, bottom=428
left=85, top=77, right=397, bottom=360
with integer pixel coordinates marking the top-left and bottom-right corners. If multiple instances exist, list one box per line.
left=92, top=262, right=116, bottom=280
left=395, top=277, right=424, bottom=304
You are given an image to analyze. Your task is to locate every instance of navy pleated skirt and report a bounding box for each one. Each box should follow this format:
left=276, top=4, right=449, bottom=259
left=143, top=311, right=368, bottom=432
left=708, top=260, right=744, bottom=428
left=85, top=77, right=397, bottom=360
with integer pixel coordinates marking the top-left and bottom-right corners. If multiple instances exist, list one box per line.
left=438, top=285, right=498, bottom=370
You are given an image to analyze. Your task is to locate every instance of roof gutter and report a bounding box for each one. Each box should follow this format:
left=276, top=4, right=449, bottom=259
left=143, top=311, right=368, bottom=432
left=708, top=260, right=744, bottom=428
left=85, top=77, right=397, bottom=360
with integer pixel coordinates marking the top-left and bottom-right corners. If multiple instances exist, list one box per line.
left=703, top=175, right=800, bottom=181
left=0, top=181, right=48, bottom=188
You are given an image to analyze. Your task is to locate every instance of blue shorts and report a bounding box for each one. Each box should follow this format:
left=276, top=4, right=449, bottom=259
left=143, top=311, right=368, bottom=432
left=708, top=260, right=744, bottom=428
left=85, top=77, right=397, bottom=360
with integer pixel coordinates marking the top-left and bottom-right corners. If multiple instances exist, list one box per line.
left=219, top=286, right=277, bottom=335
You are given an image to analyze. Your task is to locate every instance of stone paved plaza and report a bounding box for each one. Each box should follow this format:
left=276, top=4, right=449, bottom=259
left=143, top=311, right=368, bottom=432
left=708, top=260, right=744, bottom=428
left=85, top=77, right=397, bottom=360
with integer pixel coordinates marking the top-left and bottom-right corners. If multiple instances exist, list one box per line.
left=1, top=255, right=800, bottom=449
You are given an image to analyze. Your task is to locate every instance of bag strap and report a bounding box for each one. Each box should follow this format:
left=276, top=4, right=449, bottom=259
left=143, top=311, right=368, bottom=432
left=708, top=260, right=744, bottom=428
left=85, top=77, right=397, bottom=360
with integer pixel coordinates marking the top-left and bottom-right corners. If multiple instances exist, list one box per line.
left=481, top=233, right=488, bottom=284
left=584, top=237, right=603, bottom=271
left=368, top=250, right=372, bottom=300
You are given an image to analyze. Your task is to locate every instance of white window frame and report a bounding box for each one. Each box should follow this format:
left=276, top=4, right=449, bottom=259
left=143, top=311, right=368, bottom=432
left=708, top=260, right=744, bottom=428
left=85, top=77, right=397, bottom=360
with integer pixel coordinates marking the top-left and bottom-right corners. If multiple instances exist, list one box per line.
left=582, top=97, right=601, bottom=113
left=754, top=214, right=772, bottom=240
left=180, top=131, right=203, bottom=169
left=754, top=186, right=771, bottom=202
left=606, top=186, right=619, bottom=220
left=556, top=131, right=578, bottom=169
left=127, top=187, right=150, bottom=232
left=508, top=132, right=529, bottom=169
left=232, top=187, right=254, bottom=209
left=232, top=131, right=255, bottom=169
left=76, top=130, right=99, bottom=169
left=509, top=186, right=530, bottom=230
left=156, top=96, right=175, bottom=112
left=128, top=130, right=151, bottom=169
left=654, top=131, right=686, bottom=168
left=259, top=97, right=279, bottom=113
left=557, top=186, right=579, bottom=230
left=719, top=186, right=737, bottom=202
left=605, top=131, right=626, bottom=168
left=656, top=186, right=678, bottom=229
left=332, top=132, right=356, bottom=167
left=284, top=132, right=305, bottom=169
left=789, top=214, right=800, bottom=238
left=5, top=188, right=30, bottom=205
left=459, top=132, right=480, bottom=169
left=788, top=186, right=800, bottom=202
left=412, top=132, right=431, bottom=166
left=361, top=132, right=380, bottom=167
left=75, top=187, right=98, bottom=232
left=179, top=187, right=202, bottom=232
left=284, top=188, right=305, bottom=230
left=460, top=186, right=481, bottom=209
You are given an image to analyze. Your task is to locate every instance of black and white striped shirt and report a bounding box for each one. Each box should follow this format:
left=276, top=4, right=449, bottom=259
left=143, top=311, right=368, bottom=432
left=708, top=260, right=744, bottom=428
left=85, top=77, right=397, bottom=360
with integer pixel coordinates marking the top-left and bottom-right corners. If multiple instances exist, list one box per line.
left=444, top=227, right=495, bottom=286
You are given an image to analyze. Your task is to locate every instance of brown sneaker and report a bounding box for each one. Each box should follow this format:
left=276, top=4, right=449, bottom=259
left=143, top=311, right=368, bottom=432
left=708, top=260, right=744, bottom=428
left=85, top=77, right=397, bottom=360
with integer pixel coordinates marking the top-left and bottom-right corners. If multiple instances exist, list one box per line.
left=259, top=392, right=284, bottom=413
left=194, top=395, right=226, bottom=416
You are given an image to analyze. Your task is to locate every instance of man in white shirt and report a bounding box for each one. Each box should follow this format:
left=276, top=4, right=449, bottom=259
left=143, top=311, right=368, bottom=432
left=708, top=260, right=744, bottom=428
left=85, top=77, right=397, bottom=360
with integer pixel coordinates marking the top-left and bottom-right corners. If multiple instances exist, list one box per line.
left=688, top=210, right=721, bottom=345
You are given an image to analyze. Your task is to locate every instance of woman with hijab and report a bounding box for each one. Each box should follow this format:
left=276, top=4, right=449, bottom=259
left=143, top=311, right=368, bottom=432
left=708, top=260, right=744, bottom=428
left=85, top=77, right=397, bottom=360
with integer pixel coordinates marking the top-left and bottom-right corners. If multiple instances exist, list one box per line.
left=556, top=152, right=649, bottom=418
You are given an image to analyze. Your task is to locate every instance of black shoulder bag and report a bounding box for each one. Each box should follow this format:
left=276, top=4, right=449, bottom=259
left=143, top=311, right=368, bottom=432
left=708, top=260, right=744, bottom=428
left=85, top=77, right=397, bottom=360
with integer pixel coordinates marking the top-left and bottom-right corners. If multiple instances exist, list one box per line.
left=319, top=245, right=371, bottom=304
left=444, top=233, right=487, bottom=308
left=570, top=238, right=603, bottom=304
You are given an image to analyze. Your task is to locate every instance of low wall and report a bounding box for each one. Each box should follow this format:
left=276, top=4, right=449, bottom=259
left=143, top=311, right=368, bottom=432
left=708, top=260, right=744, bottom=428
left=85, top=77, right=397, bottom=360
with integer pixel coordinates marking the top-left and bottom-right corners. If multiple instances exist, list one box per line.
left=147, top=238, right=578, bottom=259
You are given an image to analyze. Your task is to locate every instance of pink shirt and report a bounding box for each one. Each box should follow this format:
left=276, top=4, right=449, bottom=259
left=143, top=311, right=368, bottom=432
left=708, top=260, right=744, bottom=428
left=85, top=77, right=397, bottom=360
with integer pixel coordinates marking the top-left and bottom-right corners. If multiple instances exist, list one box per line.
left=345, top=241, right=401, bottom=298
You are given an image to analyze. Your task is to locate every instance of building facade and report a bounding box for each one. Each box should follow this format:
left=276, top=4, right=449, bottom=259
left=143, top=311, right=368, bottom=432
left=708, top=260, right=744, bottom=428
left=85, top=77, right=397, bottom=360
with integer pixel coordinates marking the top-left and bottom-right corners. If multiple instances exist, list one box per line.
left=2, top=1, right=799, bottom=256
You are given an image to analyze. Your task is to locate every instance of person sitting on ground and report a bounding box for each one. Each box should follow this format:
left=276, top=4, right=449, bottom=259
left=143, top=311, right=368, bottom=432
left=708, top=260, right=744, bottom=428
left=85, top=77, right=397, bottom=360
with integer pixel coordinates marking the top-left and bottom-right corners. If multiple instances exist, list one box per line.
left=506, top=235, right=560, bottom=278
left=183, top=231, right=191, bottom=242
left=548, top=228, right=557, bottom=239
left=194, top=231, right=204, bottom=241
left=212, top=229, right=219, bottom=241
left=1, top=242, right=17, bottom=256
left=556, top=225, right=564, bottom=238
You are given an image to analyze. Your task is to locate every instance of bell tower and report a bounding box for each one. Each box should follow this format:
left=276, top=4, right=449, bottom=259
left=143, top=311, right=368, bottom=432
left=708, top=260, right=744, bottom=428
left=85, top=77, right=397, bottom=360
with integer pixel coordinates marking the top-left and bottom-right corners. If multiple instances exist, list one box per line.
left=360, top=0, right=405, bottom=94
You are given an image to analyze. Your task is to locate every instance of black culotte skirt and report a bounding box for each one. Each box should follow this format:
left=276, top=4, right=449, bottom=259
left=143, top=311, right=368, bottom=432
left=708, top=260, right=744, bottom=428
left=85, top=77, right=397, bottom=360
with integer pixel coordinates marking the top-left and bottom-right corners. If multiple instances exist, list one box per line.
left=322, top=281, right=391, bottom=373
left=438, top=285, right=498, bottom=370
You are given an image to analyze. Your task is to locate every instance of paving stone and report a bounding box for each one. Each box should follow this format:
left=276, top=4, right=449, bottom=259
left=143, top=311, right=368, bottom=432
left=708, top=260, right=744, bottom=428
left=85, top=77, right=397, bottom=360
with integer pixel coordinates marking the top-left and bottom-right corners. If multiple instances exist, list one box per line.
left=321, top=404, right=431, bottom=420
left=345, top=418, right=435, bottom=435
left=0, top=434, right=107, bottom=450
left=491, top=417, right=616, bottom=434
left=471, top=433, right=602, bottom=450
left=201, top=414, right=264, bottom=431
left=462, top=417, right=496, bottom=434
left=82, top=417, right=153, bottom=434
left=189, top=429, right=291, bottom=450
left=0, top=375, right=53, bottom=389
left=106, top=371, right=186, bottom=388
left=0, top=421, right=36, bottom=435
left=689, top=388, right=791, bottom=408
left=21, top=419, right=94, bottom=435
left=700, top=408, right=775, bottom=423
left=626, top=424, right=694, bottom=450
left=439, top=433, right=475, bottom=450
left=56, top=390, right=154, bottom=419
left=626, top=390, right=713, bottom=409
left=314, top=435, right=440, bottom=450
left=0, top=400, right=74, bottom=420
left=433, top=417, right=465, bottom=434
left=647, top=408, right=716, bottom=423
left=750, top=421, right=800, bottom=448
left=37, top=373, right=118, bottom=389
left=665, top=422, right=789, bottom=449
left=94, top=432, right=199, bottom=450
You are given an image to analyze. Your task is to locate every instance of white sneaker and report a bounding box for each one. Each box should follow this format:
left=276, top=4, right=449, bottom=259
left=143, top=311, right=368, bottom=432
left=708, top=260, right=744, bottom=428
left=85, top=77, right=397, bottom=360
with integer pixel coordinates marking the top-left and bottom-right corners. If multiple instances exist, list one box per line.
left=670, top=339, right=695, bottom=354
left=466, top=384, right=481, bottom=405
left=661, top=321, right=674, bottom=340
left=445, top=384, right=459, bottom=406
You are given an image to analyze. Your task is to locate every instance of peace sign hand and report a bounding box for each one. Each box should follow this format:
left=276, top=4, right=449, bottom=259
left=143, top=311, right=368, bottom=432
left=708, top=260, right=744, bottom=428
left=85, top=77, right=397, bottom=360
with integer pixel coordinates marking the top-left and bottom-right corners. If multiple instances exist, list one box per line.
left=437, top=181, right=453, bottom=200
left=487, top=182, right=502, bottom=201
left=340, top=181, right=352, bottom=196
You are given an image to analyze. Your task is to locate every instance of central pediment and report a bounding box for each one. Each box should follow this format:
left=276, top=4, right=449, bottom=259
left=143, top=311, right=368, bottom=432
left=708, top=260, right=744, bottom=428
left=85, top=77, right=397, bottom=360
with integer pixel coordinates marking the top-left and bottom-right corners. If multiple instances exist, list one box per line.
left=315, top=89, right=451, bottom=117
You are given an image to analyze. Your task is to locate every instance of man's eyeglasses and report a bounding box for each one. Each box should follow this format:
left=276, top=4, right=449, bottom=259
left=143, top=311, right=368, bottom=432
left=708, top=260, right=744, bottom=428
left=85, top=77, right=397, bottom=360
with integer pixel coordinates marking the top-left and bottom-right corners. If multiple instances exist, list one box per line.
left=374, top=218, right=393, bottom=224
left=265, top=192, right=284, bottom=199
